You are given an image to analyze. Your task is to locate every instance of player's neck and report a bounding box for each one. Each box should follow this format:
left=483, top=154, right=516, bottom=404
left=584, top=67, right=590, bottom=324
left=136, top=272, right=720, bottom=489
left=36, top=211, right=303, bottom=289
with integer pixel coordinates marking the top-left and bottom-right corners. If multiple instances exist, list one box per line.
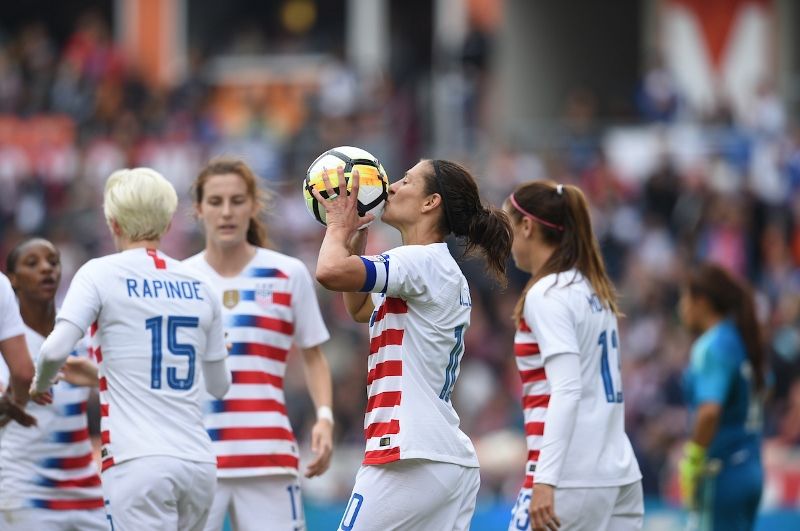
left=117, top=238, right=162, bottom=251
left=204, top=242, right=257, bottom=277
left=530, top=245, right=555, bottom=275
left=399, top=222, right=443, bottom=246
left=699, top=313, right=724, bottom=334
left=19, top=299, right=56, bottom=337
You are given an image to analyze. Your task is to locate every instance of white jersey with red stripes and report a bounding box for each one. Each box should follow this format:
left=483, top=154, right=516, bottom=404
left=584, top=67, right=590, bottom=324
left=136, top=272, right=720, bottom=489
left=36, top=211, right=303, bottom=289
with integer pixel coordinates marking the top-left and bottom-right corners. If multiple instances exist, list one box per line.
left=0, top=326, right=103, bottom=511
left=184, top=248, right=330, bottom=478
left=57, top=248, right=226, bottom=472
left=519, top=271, right=641, bottom=488
left=358, top=243, right=479, bottom=468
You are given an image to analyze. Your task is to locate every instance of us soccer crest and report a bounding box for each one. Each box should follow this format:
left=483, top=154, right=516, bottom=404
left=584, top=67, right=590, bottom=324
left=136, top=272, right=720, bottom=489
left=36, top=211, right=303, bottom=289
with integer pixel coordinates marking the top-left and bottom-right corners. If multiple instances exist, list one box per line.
left=255, top=283, right=273, bottom=309
left=223, top=290, right=239, bottom=309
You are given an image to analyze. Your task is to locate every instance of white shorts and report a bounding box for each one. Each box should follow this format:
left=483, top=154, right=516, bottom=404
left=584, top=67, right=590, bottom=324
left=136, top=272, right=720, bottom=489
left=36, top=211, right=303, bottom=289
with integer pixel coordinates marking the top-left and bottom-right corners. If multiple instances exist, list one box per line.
left=0, top=508, right=107, bottom=531
left=338, top=459, right=480, bottom=531
left=103, top=456, right=216, bottom=531
left=508, top=481, right=644, bottom=531
left=203, top=475, right=305, bottom=531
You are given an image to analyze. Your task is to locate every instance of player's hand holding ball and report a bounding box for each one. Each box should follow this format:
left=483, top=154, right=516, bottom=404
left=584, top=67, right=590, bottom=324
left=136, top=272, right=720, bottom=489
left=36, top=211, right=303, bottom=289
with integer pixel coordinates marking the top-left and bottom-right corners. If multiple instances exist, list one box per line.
left=309, top=166, right=374, bottom=233
left=530, top=483, right=561, bottom=531
left=303, top=145, right=388, bottom=228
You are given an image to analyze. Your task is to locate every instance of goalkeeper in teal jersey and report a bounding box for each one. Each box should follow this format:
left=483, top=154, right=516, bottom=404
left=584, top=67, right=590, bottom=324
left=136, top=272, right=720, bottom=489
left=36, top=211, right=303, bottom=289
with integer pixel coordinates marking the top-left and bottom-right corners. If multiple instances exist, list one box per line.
left=678, top=264, right=766, bottom=531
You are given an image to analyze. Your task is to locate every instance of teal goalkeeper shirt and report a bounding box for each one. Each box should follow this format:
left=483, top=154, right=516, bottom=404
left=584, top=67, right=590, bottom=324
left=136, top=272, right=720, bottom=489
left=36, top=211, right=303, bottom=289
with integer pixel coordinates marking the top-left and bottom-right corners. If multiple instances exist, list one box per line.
left=683, top=319, right=762, bottom=463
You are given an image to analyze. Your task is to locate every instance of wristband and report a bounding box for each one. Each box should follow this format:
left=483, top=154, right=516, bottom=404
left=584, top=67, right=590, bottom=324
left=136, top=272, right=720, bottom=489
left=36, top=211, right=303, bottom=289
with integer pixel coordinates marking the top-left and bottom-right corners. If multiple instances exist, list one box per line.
left=317, top=405, right=334, bottom=425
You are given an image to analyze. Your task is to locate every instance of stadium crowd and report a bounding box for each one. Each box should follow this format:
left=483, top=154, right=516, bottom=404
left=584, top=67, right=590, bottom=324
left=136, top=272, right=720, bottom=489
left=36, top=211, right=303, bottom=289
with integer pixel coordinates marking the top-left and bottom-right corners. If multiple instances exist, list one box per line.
left=0, top=12, right=799, bottom=510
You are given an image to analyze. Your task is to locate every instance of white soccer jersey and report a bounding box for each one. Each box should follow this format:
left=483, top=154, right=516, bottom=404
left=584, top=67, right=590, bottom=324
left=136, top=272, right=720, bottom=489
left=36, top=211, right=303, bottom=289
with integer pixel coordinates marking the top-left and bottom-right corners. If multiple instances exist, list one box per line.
left=57, top=247, right=227, bottom=472
left=521, top=271, right=641, bottom=488
left=184, top=248, right=330, bottom=478
left=0, top=327, right=103, bottom=512
left=0, top=272, right=25, bottom=343
left=358, top=243, right=479, bottom=467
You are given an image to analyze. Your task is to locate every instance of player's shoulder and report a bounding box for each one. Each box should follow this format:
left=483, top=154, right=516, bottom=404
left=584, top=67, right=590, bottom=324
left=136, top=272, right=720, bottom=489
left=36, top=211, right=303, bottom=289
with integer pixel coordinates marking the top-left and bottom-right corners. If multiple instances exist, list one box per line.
left=531, top=271, right=573, bottom=296
left=386, top=242, right=455, bottom=270
left=386, top=243, right=434, bottom=259
left=89, top=249, right=167, bottom=272
left=0, top=271, right=13, bottom=295
left=707, top=321, right=746, bottom=359
left=528, top=271, right=587, bottom=311
left=250, top=247, right=309, bottom=277
left=75, top=254, right=114, bottom=276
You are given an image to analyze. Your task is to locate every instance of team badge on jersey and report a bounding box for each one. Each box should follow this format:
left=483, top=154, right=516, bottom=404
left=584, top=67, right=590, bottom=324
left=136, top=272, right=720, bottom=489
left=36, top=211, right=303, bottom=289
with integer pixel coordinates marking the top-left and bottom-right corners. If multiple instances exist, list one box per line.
left=223, top=290, right=239, bottom=309
left=255, top=283, right=273, bottom=309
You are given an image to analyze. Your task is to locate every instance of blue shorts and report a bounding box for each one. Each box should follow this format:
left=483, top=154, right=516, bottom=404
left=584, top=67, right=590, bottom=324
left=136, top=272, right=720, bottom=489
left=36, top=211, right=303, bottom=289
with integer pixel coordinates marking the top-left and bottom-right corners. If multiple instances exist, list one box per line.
left=693, top=455, right=762, bottom=531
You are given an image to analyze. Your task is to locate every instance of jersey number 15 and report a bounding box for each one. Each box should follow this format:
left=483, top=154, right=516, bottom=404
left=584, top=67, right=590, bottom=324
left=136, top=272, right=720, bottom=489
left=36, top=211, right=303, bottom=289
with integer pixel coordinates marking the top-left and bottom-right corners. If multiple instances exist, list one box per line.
left=145, top=315, right=198, bottom=390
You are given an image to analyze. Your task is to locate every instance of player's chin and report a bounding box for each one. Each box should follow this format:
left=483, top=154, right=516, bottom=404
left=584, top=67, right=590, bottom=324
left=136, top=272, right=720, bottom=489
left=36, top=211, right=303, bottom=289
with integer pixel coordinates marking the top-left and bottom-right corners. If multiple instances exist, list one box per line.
left=379, top=207, right=395, bottom=225
left=213, top=232, right=246, bottom=247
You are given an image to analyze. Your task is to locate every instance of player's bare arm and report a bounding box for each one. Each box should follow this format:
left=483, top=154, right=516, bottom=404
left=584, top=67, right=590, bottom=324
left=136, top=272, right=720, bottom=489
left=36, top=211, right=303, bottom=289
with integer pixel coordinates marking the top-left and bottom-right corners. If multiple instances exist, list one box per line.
left=313, top=167, right=373, bottom=292
left=301, top=345, right=334, bottom=478
left=0, top=334, right=34, bottom=406
left=342, top=226, right=375, bottom=322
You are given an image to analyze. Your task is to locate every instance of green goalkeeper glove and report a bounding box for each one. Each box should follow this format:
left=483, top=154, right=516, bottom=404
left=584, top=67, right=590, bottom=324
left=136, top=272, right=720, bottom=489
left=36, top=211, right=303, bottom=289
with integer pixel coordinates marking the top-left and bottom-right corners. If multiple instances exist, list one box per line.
left=679, top=441, right=706, bottom=509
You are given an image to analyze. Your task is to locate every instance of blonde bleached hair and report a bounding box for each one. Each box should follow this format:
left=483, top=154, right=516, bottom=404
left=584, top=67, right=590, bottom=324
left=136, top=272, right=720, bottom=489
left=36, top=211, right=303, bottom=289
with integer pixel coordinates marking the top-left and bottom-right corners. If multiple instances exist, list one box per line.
left=104, top=168, right=178, bottom=241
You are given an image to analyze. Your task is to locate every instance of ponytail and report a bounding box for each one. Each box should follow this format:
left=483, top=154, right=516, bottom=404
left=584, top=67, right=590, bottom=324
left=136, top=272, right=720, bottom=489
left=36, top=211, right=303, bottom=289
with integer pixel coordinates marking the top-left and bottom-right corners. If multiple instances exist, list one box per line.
left=507, top=181, right=619, bottom=324
left=559, top=186, right=619, bottom=315
left=424, top=159, right=513, bottom=286
left=687, top=264, right=766, bottom=392
left=465, top=207, right=513, bottom=287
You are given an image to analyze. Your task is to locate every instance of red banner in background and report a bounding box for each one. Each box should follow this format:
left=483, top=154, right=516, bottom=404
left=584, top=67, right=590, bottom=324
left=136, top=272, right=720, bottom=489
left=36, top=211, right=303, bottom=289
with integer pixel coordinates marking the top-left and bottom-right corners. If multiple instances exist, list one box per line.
left=670, top=0, right=771, bottom=70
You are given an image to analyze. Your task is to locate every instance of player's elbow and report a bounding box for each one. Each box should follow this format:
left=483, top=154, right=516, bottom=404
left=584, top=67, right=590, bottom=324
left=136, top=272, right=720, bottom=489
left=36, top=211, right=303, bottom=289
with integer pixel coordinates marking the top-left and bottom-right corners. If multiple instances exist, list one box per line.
left=315, top=264, right=343, bottom=291
left=349, top=309, right=372, bottom=323
left=346, top=302, right=373, bottom=323
left=696, top=402, right=722, bottom=426
left=316, top=264, right=336, bottom=289
left=551, top=377, right=581, bottom=403
left=1, top=336, right=34, bottom=384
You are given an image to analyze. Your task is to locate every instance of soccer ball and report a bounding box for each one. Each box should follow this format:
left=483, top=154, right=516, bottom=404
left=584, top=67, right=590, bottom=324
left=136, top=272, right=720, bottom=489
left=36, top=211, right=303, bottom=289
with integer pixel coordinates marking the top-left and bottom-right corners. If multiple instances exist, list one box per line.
left=303, top=146, right=389, bottom=227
